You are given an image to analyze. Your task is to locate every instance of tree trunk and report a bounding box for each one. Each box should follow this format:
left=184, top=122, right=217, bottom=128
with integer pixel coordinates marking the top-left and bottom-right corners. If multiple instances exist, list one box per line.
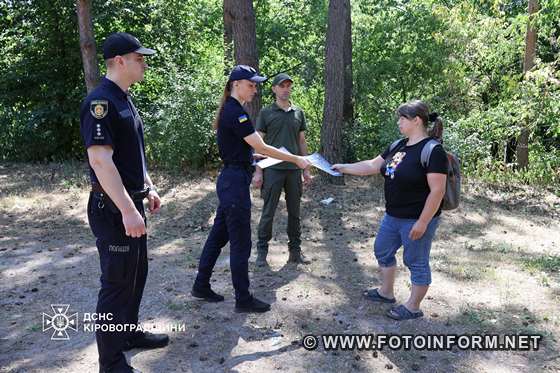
left=517, top=0, right=539, bottom=169
left=342, top=2, right=353, bottom=125
left=504, top=138, right=517, bottom=164
left=320, top=0, right=349, bottom=184
left=342, top=0, right=354, bottom=162
left=76, top=0, right=99, bottom=93
left=224, top=0, right=261, bottom=123
left=223, top=0, right=234, bottom=76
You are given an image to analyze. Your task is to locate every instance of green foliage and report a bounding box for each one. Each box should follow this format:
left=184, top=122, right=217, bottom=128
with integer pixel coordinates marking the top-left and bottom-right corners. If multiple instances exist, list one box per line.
left=0, top=0, right=84, bottom=161
left=351, top=0, right=454, bottom=159
left=442, top=3, right=560, bottom=190
left=0, top=0, right=558, bottom=191
left=255, top=0, right=328, bottom=153
left=145, top=66, right=222, bottom=169
left=132, top=0, right=225, bottom=169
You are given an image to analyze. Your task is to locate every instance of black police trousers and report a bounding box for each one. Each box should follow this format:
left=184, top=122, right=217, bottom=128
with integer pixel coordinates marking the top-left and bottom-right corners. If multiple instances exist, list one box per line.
left=87, top=192, right=148, bottom=371
left=194, top=166, right=253, bottom=302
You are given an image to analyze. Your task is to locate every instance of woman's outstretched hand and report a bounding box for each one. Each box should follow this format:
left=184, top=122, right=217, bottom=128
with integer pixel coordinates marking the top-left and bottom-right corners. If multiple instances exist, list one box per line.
left=331, top=164, right=346, bottom=174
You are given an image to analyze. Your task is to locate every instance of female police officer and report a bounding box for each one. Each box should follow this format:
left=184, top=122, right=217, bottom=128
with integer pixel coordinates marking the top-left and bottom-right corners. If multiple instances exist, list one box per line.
left=191, top=65, right=310, bottom=313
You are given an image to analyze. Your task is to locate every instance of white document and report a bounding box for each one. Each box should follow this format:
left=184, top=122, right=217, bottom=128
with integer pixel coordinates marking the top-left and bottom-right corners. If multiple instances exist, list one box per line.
left=256, top=147, right=290, bottom=169
left=256, top=149, right=342, bottom=176
left=305, top=153, right=342, bottom=176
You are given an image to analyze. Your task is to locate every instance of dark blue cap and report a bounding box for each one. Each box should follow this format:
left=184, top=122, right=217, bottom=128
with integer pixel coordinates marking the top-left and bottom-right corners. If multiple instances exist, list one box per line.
left=228, top=65, right=266, bottom=83
left=103, top=32, right=156, bottom=60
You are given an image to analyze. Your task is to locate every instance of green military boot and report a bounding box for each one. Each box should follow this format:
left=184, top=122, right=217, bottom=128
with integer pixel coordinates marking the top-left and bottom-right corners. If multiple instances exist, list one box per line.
left=287, top=250, right=310, bottom=265
left=256, top=250, right=268, bottom=267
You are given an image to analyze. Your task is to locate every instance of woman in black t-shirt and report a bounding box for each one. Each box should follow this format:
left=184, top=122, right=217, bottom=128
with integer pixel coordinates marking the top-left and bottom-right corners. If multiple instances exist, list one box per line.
left=333, top=100, right=448, bottom=321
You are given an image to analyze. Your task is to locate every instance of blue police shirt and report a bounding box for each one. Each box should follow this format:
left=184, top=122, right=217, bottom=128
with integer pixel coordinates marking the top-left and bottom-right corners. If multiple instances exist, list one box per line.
left=217, top=96, right=255, bottom=163
left=80, top=77, right=147, bottom=191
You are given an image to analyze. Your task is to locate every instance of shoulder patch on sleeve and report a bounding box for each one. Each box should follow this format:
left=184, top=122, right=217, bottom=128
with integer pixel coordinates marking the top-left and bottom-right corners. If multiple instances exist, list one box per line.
left=90, top=100, right=108, bottom=119
left=238, top=114, right=249, bottom=123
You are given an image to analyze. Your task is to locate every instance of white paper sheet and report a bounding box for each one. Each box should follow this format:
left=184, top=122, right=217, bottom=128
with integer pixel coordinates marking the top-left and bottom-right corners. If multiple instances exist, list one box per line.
left=256, top=149, right=342, bottom=176
left=255, top=147, right=290, bottom=169
left=305, top=153, right=342, bottom=176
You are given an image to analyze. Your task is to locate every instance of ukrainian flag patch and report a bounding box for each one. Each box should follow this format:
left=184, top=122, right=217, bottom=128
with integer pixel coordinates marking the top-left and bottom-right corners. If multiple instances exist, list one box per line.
left=238, top=114, right=249, bottom=123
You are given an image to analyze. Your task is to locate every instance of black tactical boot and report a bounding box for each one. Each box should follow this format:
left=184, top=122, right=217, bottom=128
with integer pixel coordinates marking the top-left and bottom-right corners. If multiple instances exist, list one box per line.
left=99, top=364, right=140, bottom=373
left=123, top=331, right=169, bottom=351
left=235, top=296, right=271, bottom=313
left=191, top=284, right=225, bottom=302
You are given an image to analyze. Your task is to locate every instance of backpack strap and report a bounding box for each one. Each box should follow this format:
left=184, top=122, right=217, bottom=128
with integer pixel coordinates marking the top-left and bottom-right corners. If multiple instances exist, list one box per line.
left=420, top=139, right=442, bottom=168
left=389, top=138, right=407, bottom=154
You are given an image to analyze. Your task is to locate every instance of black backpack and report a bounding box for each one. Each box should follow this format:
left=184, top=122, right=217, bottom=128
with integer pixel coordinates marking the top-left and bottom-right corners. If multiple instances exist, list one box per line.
left=388, top=138, right=461, bottom=210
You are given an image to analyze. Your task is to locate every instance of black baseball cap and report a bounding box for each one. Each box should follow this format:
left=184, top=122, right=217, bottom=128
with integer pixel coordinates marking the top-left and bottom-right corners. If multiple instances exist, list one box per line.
left=228, top=65, right=267, bottom=83
left=272, top=73, right=293, bottom=86
left=103, top=32, right=156, bottom=60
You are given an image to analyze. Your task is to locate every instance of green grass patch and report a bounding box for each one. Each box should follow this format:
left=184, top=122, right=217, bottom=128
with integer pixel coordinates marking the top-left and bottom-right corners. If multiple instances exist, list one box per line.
left=522, top=255, right=560, bottom=275
left=455, top=305, right=550, bottom=336
left=465, top=241, right=515, bottom=254
left=456, top=306, right=501, bottom=330
left=167, top=303, right=182, bottom=311
left=27, top=323, right=42, bottom=332
left=450, top=265, right=488, bottom=281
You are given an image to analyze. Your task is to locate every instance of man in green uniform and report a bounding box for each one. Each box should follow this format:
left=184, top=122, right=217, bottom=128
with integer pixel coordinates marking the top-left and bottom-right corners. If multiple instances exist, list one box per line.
left=252, top=73, right=311, bottom=266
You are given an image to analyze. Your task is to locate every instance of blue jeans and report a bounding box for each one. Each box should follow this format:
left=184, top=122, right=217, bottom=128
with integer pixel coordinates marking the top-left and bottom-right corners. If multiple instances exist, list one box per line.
left=374, top=214, right=440, bottom=286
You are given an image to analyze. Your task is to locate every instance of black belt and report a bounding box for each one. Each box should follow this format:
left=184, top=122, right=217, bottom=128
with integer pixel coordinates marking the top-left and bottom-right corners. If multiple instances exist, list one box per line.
left=223, top=162, right=254, bottom=171
left=91, top=182, right=150, bottom=201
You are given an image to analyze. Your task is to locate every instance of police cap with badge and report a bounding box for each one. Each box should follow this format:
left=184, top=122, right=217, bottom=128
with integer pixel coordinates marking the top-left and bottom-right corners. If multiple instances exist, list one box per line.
left=228, top=65, right=267, bottom=83
left=228, top=65, right=266, bottom=125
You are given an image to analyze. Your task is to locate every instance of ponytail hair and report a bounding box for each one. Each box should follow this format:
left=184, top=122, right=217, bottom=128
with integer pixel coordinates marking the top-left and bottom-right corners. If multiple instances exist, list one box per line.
left=212, top=81, right=232, bottom=130
left=428, top=112, right=443, bottom=143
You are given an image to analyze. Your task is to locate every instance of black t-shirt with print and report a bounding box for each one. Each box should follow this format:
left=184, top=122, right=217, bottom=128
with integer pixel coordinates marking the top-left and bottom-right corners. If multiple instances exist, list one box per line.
left=380, top=137, right=448, bottom=219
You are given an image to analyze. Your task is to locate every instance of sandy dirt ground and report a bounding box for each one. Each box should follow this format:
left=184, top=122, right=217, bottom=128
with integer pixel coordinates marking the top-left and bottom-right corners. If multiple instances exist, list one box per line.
left=1, top=162, right=559, bottom=373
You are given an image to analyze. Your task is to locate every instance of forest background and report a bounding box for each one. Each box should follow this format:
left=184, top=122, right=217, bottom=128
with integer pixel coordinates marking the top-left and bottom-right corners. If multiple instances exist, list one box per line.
left=1, top=0, right=559, bottom=192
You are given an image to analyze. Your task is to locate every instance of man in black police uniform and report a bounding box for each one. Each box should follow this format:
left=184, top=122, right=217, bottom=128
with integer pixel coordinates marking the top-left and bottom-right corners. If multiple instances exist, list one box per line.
left=80, top=32, right=168, bottom=373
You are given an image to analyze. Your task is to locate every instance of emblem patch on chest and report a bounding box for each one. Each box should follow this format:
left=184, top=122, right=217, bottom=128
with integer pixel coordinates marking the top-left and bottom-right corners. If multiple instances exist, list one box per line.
left=385, top=151, right=406, bottom=179
left=90, top=100, right=108, bottom=119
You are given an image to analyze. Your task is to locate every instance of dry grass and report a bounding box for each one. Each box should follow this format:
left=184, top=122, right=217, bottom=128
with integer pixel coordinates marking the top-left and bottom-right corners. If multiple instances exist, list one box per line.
left=1, top=162, right=559, bottom=373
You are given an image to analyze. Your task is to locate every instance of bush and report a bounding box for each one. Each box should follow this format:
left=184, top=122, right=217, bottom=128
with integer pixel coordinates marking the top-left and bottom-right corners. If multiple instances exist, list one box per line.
left=145, top=66, right=222, bottom=170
